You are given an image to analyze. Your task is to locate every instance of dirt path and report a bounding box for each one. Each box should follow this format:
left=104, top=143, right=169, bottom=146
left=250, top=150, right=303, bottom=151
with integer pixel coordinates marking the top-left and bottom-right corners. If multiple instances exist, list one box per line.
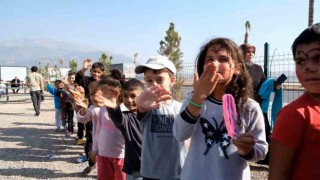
left=0, top=93, right=268, bottom=179
left=0, top=93, right=96, bottom=179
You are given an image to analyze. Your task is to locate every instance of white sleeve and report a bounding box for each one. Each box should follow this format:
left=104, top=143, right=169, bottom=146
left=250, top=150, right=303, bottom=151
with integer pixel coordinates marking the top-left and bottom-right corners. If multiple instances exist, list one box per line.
left=76, top=108, right=93, bottom=123
left=173, top=93, right=199, bottom=142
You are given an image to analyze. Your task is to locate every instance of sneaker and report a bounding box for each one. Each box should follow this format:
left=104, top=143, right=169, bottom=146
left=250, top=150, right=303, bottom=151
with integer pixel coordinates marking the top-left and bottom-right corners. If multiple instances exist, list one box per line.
left=77, top=139, right=84, bottom=145
left=55, top=127, right=61, bottom=132
left=76, top=155, right=88, bottom=163
left=81, top=165, right=96, bottom=176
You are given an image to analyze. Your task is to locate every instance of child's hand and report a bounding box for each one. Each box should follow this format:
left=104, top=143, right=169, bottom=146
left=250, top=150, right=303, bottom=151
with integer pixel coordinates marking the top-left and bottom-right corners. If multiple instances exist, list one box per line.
left=83, top=58, right=92, bottom=71
left=88, top=151, right=97, bottom=163
left=232, top=133, right=256, bottom=157
left=136, top=85, right=172, bottom=112
left=61, top=78, right=69, bottom=86
left=44, top=79, right=50, bottom=83
left=193, top=63, right=219, bottom=101
left=73, top=97, right=89, bottom=109
left=93, top=89, right=118, bottom=108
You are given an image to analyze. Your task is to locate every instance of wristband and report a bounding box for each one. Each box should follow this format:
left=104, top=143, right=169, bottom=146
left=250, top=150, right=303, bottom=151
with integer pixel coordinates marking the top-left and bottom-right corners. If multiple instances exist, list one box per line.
left=189, top=99, right=203, bottom=109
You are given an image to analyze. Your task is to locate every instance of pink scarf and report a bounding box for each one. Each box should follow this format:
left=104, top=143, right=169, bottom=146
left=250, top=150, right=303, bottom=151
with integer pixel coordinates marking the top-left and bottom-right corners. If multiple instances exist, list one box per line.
left=222, top=94, right=238, bottom=138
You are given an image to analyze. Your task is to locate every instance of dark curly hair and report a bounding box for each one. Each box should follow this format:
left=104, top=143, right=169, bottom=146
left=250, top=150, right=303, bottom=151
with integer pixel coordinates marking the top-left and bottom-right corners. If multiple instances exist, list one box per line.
left=97, top=69, right=126, bottom=103
left=196, top=38, right=253, bottom=123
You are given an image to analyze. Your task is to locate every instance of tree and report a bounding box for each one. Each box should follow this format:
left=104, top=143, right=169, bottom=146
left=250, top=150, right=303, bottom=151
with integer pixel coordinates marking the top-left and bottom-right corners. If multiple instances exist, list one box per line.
left=244, top=21, right=251, bottom=44
left=308, top=0, right=314, bottom=26
left=158, top=22, right=184, bottom=101
left=99, top=53, right=112, bottom=74
left=53, top=65, right=61, bottom=80
left=69, top=58, right=78, bottom=72
left=38, top=61, right=49, bottom=80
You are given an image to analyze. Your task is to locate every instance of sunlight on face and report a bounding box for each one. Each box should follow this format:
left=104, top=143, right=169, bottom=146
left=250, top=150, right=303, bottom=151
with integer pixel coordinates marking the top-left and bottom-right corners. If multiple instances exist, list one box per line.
left=68, top=75, right=75, bottom=85
left=294, top=42, right=320, bottom=94
left=204, top=45, right=237, bottom=86
left=143, top=69, right=175, bottom=91
left=122, top=89, right=143, bottom=113
left=90, top=68, right=103, bottom=80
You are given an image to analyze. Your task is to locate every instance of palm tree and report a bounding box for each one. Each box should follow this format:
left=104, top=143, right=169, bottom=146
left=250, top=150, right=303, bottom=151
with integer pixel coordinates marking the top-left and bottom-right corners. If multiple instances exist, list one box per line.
left=308, top=0, right=314, bottom=26
left=69, top=59, right=78, bottom=72
left=244, top=21, right=251, bottom=44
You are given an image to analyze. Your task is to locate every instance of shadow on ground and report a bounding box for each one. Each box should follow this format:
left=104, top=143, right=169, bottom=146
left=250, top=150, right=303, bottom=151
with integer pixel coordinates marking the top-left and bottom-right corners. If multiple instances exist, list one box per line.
left=0, top=168, right=96, bottom=179
left=0, top=121, right=91, bottom=179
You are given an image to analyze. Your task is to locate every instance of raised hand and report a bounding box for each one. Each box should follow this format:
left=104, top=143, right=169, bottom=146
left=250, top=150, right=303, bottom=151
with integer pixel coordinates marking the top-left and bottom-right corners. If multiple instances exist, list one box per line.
left=82, top=58, right=92, bottom=72
left=136, top=85, right=172, bottom=112
left=193, top=62, right=219, bottom=101
left=73, top=96, right=89, bottom=109
left=93, top=89, right=119, bottom=108
left=232, top=132, right=256, bottom=156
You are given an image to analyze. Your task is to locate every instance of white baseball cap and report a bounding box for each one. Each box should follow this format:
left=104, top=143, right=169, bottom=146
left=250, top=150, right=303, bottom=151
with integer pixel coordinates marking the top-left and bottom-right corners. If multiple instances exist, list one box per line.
left=135, top=55, right=176, bottom=75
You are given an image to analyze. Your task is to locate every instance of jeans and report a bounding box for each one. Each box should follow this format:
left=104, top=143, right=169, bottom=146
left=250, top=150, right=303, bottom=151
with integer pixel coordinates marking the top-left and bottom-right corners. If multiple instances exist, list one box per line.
left=30, top=90, right=41, bottom=115
left=65, top=106, right=74, bottom=133
left=55, top=109, right=62, bottom=128
left=77, top=122, right=85, bottom=139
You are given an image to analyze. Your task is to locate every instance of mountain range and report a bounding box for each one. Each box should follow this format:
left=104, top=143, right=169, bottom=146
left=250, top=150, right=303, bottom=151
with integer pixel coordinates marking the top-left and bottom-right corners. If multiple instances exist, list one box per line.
left=0, top=38, right=133, bottom=67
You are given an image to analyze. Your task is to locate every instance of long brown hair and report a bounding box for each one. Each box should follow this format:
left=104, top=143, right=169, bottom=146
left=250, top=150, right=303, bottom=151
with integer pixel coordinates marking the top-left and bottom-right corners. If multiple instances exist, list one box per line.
left=196, top=38, right=253, bottom=121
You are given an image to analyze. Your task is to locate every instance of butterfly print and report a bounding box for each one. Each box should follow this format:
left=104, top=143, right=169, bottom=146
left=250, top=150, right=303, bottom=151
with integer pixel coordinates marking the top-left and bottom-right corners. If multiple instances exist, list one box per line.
left=200, top=117, right=231, bottom=159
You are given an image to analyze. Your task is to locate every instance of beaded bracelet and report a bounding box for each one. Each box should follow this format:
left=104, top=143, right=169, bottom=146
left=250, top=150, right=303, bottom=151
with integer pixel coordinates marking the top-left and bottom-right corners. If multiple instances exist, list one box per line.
left=189, top=99, right=203, bottom=108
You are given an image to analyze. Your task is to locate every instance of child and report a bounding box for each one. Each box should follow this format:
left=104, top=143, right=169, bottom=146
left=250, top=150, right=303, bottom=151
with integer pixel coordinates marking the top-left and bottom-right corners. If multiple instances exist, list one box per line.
left=269, top=23, right=320, bottom=180
left=46, top=79, right=64, bottom=131
left=76, top=71, right=126, bottom=180
left=61, top=71, right=77, bottom=136
left=0, top=79, right=7, bottom=99
left=173, top=38, right=268, bottom=180
left=135, top=55, right=188, bottom=179
left=75, top=59, right=104, bottom=173
left=102, top=77, right=144, bottom=179
left=75, top=58, right=104, bottom=145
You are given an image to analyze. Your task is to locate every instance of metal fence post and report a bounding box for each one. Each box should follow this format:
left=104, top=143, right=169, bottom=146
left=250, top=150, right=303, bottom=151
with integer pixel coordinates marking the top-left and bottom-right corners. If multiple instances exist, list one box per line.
left=264, top=42, right=269, bottom=78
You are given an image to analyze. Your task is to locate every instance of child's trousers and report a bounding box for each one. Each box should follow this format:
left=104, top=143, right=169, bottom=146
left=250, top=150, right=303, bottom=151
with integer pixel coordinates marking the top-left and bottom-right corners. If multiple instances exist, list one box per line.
left=96, top=155, right=125, bottom=180
left=55, top=109, right=62, bottom=128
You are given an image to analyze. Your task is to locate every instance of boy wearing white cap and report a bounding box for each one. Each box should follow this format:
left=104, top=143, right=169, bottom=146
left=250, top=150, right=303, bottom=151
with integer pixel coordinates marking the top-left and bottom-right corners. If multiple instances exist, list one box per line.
left=135, top=56, right=187, bottom=180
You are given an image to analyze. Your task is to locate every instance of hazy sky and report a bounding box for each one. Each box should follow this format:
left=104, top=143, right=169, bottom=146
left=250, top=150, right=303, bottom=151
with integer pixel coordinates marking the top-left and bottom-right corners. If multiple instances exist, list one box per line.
left=0, top=0, right=319, bottom=63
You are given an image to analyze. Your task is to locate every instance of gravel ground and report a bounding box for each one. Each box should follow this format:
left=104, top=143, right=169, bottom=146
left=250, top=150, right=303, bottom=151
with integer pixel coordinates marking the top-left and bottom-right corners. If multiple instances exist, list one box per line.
left=0, top=93, right=268, bottom=179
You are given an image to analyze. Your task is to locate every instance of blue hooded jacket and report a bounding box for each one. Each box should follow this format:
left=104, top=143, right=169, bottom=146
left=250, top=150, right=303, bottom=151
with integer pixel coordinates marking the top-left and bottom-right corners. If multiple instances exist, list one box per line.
left=47, top=84, right=61, bottom=109
left=258, top=78, right=283, bottom=132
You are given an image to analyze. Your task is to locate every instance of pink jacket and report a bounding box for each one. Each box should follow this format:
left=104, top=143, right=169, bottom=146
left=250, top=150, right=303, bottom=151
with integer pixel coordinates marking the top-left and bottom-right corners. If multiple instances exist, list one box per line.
left=77, top=106, right=125, bottom=158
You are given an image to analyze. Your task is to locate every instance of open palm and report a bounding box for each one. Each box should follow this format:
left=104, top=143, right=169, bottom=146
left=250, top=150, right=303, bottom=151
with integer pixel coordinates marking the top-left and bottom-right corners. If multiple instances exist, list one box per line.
left=193, top=63, right=219, bottom=100
left=136, top=86, right=172, bottom=110
left=83, top=58, right=92, bottom=70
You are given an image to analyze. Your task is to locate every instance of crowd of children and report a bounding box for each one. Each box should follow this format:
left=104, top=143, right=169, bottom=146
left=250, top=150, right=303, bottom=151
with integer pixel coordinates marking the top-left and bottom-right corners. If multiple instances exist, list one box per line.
left=42, top=24, right=319, bottom=180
